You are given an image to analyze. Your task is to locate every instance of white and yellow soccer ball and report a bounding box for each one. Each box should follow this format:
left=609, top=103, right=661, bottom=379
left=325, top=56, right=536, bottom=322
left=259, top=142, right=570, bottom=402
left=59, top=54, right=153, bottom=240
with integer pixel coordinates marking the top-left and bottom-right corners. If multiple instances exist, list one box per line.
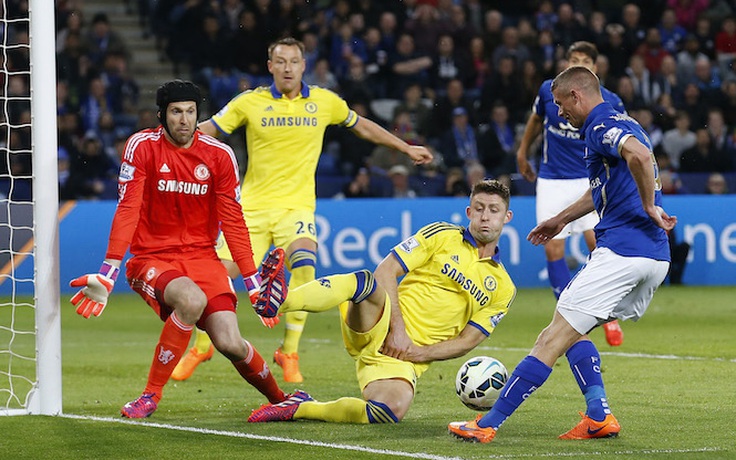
left=455, top=356, right=508, bottom=411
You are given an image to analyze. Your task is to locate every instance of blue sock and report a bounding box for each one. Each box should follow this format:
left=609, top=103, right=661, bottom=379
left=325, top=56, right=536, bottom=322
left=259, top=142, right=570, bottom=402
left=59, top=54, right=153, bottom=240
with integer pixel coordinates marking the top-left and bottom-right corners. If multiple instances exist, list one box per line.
left=478, top=356, right=552, bottom=430
left=566, top=340, right=611, bottom=422
left=547, top=258, right=571, bottom=299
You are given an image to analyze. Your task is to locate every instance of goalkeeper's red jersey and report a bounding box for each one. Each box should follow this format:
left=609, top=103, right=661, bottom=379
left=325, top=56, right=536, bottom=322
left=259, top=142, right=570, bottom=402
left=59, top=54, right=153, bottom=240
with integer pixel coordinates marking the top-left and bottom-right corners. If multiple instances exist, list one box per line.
left=105, top=127, right=257, bottom=277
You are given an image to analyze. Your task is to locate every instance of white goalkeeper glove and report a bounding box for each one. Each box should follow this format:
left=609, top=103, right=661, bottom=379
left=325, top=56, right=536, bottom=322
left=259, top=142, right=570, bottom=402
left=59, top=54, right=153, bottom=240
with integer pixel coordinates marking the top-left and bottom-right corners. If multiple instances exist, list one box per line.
left=244, top=272, right=280, bottom=328
left=69, top=262, right=119, bottom=318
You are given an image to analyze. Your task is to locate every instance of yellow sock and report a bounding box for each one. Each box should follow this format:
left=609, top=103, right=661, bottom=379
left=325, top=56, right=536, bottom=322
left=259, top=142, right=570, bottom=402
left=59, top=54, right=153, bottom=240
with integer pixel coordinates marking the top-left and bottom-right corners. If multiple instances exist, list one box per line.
left=283, top=273, right=359, bottom=314
left=282, top=263, right=314, bottom=354
left=193, top=329, right=212, bottom=354
left=294, top=397, right=370, bottom=423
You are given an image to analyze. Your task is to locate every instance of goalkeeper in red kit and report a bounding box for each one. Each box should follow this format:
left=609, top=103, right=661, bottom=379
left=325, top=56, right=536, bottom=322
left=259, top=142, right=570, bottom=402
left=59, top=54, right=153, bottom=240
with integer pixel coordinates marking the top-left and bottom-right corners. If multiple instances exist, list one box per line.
left=69, top=80, right=303, bottom=418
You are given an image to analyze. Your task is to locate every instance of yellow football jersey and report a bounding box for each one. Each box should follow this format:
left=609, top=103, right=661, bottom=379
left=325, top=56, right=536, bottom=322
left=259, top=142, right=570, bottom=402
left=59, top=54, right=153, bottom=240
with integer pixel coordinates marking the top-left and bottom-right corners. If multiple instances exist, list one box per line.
left=390, top=222, right=516, bottom=346
left=211, top=83, right=358, bottom=211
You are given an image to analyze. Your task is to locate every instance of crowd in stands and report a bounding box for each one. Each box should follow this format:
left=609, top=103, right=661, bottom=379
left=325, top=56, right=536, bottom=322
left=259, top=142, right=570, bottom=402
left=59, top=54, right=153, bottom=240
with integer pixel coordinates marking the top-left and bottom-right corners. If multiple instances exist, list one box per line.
left=3, top=1, right=736, bottom=202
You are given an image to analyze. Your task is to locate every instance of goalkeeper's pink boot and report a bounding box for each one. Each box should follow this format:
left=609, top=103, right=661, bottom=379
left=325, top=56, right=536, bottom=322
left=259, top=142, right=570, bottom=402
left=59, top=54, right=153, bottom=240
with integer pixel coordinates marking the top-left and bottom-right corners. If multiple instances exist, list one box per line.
left=255, top=248, right=288, bottom=318
left=121, top=393, right=158, bottom=418
left=247, top=390, right=313, bottom=422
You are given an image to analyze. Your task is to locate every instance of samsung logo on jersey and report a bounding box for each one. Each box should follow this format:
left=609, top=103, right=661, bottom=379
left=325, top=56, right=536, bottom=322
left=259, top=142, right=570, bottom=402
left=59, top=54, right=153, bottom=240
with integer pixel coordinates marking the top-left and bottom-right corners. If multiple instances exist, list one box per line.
left=261, top=116, right=318, bottom=127
left=157, top=180, right=209, bottom=195
left=441, top=263, right=489, bottom=305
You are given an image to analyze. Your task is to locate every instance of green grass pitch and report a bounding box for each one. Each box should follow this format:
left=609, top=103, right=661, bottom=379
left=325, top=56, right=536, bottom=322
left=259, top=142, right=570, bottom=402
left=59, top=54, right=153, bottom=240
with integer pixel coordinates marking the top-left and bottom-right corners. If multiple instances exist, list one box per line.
left=1, top=286, right=734, bottom=459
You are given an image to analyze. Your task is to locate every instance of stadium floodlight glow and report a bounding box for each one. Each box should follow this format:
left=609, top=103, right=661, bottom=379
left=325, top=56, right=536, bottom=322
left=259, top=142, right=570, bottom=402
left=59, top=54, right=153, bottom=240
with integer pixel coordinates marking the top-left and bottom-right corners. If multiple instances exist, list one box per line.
left=0, top=0, right=62, bottom=416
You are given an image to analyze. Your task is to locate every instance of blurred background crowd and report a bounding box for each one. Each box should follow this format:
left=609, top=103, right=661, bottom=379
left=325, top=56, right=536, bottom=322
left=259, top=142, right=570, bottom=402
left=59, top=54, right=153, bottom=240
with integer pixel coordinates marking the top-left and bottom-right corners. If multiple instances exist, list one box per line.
left=2, top=0, right=736, bottom=201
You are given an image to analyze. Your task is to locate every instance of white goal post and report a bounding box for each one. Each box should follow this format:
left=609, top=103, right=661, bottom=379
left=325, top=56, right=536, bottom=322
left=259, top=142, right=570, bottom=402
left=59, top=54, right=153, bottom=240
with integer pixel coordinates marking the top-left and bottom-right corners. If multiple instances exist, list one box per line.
left=0, top=0, right=61, bottom=415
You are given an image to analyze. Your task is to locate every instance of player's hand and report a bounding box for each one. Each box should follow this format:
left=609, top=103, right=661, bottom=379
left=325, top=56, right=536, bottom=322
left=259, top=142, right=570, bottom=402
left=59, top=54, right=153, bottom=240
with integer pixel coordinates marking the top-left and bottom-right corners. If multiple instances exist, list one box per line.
left=527, top=217, right=566, bottom=246
left=69, top=262, right=119, bottom=318
left=405, top=145, right=434, bottom=165
left=380, top=327, right=413, bottom=361
left=516, top=149, right=537, bottom=182
left=648, top=205, right=677, bottom=231
left=243, top=272, right=262, bottom=306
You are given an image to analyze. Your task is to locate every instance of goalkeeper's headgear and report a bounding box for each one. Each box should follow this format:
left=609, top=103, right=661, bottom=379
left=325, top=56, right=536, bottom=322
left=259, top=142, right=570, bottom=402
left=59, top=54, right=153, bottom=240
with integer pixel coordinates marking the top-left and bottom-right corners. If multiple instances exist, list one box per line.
left=156, top=79, right=202, bottom=137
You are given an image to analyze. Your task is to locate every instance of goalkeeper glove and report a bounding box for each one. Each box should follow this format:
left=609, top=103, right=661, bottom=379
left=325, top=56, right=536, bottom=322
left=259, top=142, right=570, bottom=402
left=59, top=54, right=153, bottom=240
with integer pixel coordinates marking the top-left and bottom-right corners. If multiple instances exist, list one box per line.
left=69, top=262, right=119, bottom=318
left=243, top=272, right=279, bottom=328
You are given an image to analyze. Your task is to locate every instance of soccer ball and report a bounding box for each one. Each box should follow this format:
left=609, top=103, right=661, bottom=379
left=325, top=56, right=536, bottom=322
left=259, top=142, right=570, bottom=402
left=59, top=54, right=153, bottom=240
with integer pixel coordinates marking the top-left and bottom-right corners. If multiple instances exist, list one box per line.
left=455, top=356, right=508, bottom=411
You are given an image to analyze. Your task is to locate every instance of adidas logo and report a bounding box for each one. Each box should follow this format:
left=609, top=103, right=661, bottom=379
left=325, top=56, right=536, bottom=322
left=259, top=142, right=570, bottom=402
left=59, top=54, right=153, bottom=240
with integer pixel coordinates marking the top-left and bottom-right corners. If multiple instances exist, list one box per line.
left=451, top=255, right=459, bottom=264
left=265, top=106, right=274, bottom=112
left=160, top=163, right=170, bottom=173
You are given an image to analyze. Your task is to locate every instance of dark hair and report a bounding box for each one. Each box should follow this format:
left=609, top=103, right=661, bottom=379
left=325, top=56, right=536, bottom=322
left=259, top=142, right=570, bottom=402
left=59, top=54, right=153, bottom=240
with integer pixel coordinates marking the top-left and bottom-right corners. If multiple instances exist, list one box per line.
left=567, top=41, right=598, bottom=61
left=471, top=179, right=510, bottom=208
left=268, top=37, right=305, bottom=60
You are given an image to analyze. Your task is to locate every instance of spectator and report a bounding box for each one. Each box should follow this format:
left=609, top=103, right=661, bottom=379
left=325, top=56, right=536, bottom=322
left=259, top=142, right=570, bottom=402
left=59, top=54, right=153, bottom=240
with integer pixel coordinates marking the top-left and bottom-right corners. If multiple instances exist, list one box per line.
left=440, top=107, right=479, bottom=169
left=429, top=34, right=472, bottom=95
left=482, top=10, right=504, bottom=56
left=329, top=22, right=367, bottom=81
left=367, top=110, right=421, bottom=175
left=84, top=12, right=129, bottom=69
left=718, top=78, right=736, bottom=126
left=334, top=167, right=379, bottom=198
left=304, top=58, right=339, bottom=92
left=443, top=166, right=470, bottom=197
left=188, top=14, right=232, bottom=90
left=704, top=109, right=736, bottom=172
left=340, top=56, right=375, bottom=104
left=530, top=29, right=557, bottom=79
left=636, top=27, right=671, bottom=75
left=679, top=128, right=718, bottom=172
left=67, top=131, right=118, bottom=199
left=679, top=82, right=709, bottom=128
left=430, top=78, right=476, bottom=137
left=692, top=56, right=722, bottom=104
left=658, top=8, right=687, bottom=54
left=693, top=15, right=716, bottom=59
left=480, top=55, right=525, bottom=123
left=634, top=108, right=663, bottom=151
left=535, top=0, right=557, bottom=32
left=625, top=54, right=663, bottom=106
left=477, top=103, right=517, bottom=178
left=600, top=23, right=629, bottom=78
left=621, top=3, right=646, bottom=54
left=387, top=164, right=417, bottom=198
left=705, top=172, right=729, bottom=194
left=393, top=83, right=432, bottom=139
left=661, top=110, right=696, bottom=170
left=229, top=9, right=269, bottom=80
left=659, top=169, right=687, bottom=194
left=492, top=26, right=531, bottom=68
left=668, top=0, right=709, bottom=32
left=403, top=4, right=450, bottom=56
left=388, top=33, right=432, bottom=99
left=553, top=2, right=588, bottom=50
left=715, top=16, right=736, bottom=80
left=616, top=75, right=647, bottom=111
left=466, top=36, right=490, bottom=97
left=676, top=33, right=709, bottom=83
left=362, top=26, right=390, bottom=99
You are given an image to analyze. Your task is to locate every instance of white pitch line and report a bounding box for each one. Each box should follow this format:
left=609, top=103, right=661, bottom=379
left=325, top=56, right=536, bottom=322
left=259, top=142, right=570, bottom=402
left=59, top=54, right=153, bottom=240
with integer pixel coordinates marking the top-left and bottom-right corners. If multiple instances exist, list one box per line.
left=59, top=414, right=726, bottom=460
left=60, top=413, right=464, bottom=460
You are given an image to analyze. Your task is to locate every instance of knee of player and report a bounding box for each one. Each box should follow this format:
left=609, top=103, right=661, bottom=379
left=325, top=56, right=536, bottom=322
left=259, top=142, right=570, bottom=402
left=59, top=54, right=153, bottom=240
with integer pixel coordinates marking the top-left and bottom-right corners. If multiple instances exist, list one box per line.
left=366, top=398, right=407, bottom=423
left=171, top=288, right=208, bottom=323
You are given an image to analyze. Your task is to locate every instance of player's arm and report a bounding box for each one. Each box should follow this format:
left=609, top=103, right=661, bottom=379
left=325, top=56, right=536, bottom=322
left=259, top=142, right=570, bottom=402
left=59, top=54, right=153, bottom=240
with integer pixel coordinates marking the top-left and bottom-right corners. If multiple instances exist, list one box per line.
left=375, top=252, right=413, bottom=360
left=350, top=116, right=434, bottom=165
left=401, top=324, right=488, bottom=364
left=528, top=188, right=595, bottom=245
left=198, top=119, right=219, bottom=137
left=70, top=138, right=146, bottom=318
left=516, top=112, right=543, bottom=182
left=620, top=136, right=677, bottom=231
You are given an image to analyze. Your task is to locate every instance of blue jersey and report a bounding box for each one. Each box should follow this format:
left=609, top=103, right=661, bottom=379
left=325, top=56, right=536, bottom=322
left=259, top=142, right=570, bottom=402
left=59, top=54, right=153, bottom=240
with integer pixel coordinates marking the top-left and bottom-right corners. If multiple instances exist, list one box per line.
left=534, top=80, right=625, bottom=179
left=581, top=102, right=670, bottom=262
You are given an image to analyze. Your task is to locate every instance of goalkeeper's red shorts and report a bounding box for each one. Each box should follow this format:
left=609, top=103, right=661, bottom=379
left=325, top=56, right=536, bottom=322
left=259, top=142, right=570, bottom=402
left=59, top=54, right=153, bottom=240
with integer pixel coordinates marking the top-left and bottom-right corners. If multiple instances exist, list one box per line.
left=126, top=256, right=237, bottom=329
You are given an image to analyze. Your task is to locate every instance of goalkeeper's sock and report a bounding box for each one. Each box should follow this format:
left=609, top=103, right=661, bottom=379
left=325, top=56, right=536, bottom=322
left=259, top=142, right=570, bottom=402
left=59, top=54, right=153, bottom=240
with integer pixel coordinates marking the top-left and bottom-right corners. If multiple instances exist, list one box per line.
left=144, top=312, right=193, bottom=402
left=281, top=254, right=315, bottom=354
left=193, top=328, right=212, bottom=354
left=232, top=340, right=287, bottom=404
left=478, top=356, right=552, bottom=430
left=547, top=258, right=571, bottom=299
left=566, top=340, right=611, bottom=422
left=292, top=397, right=366, bottom=423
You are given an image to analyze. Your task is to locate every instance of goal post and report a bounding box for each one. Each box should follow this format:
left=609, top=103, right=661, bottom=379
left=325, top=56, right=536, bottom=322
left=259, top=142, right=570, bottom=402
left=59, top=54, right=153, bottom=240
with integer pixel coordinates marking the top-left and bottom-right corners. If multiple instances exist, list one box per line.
left=0, top=0, right=61, bottom=416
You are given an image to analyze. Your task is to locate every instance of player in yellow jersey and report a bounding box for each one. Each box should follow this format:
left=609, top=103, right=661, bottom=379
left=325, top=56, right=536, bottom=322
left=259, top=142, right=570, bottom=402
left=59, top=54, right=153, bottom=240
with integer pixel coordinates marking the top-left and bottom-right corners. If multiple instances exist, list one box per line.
left=246, top=179, right=517, bottom=424
left=172, top=37, right=433, bottom=383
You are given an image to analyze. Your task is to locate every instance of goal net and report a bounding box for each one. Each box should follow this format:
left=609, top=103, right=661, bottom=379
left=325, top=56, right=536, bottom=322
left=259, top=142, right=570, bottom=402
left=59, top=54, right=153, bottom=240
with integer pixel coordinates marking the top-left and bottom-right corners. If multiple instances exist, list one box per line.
left=1, top=0, right=61, bottom=415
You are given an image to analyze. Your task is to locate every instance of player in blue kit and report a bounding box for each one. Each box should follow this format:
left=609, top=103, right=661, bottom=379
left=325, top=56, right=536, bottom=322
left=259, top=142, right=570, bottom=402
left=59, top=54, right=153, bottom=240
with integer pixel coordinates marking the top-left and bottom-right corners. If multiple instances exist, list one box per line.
left=516, top=41, right=626, bottom=346
left=449, top=66, right=676, bottom=443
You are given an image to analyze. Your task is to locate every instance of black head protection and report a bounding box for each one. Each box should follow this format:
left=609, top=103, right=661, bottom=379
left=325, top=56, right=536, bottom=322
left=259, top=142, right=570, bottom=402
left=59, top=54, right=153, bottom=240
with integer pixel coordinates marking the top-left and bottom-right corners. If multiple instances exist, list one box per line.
left=156, top=80, right=202, bottom=137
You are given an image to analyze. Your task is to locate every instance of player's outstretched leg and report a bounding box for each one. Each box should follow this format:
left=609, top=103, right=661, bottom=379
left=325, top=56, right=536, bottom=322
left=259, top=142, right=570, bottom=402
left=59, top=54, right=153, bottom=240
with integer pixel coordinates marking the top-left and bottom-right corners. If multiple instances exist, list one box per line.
left=255, top=248, right=288, bottom=318
left=602, top=320, right=624, bottom=346
left=247, top=390, right=313, bottom=422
